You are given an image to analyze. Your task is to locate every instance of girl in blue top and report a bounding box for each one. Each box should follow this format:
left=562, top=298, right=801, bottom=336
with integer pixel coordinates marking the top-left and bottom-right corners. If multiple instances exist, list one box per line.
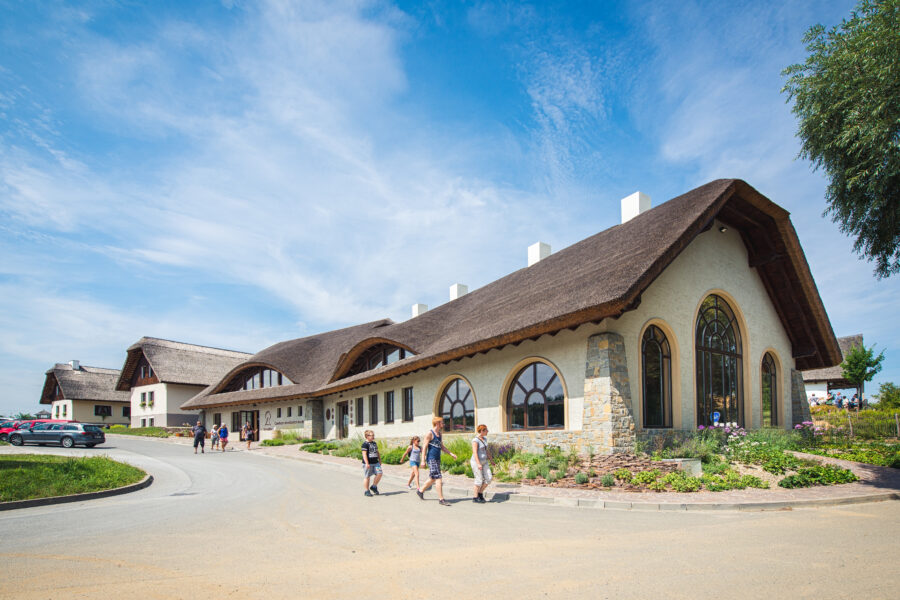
left=400, top=436, right=422, bottom=490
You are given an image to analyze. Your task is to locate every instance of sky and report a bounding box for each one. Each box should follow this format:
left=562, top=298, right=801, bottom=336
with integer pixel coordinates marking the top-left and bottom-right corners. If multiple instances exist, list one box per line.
left=1, top=0, right=897, bottom=417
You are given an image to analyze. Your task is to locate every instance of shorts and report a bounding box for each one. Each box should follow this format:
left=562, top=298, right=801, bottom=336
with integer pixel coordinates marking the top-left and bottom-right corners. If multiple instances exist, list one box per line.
left=193, top=436, right=205, bottom=448
left=211, top=435, right=219, bottom=443
left=472, top=462, right=493, bottom=486
left=363, top=464, right=383, bottom=478
left=409, top=460, right=419, bottom=468
left=427, top=458, right=442, bottom=480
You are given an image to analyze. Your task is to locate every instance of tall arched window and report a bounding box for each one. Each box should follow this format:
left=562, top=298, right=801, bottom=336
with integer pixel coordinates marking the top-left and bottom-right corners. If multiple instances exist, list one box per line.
left=439, top=378, right=475, bottom=432
left=761, top=352, right=777, bottom=427
left=642, top=325, right=672, bottom=428
left=696, top=295, right=743, bottom=427
left=507, top=362, right=565, bottom=430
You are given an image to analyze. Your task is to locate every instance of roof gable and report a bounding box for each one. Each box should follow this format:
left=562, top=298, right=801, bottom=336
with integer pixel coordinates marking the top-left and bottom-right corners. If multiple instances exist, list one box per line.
left=40, top=364, right=130, bottom=404
left=116, top=337, right=253, bottom=390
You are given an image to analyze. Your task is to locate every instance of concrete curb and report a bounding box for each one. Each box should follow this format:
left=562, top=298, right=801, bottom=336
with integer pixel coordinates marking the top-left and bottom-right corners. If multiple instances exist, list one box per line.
left=264, top=448, right=900, bottom=512
left=0, top=473, right=154, bottom=512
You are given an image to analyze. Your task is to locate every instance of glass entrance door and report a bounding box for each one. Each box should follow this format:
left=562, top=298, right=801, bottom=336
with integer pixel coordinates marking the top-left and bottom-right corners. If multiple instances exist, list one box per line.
left=338, top=402, right=349, bottom=439
left=238, top=410, right=259, bottom=441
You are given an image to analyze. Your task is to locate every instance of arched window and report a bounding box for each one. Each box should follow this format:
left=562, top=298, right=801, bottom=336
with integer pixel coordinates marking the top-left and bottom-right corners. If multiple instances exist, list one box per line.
left=439, top=378, right=475, bottom=432
left=343, top=343, right=415, bottom=378
left=696, top=295, right=743, bottom=427
left=761, top=352, right=777, bottom=427
left=507, top=362, right=565, bottom=430
left=222, top=367, right=293, bottom=392
left=642, top=325, right=672, bottom=428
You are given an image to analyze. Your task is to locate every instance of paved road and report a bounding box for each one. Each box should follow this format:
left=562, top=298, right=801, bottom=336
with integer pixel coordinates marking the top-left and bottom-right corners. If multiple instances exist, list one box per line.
left=1, top=437, right=898, bottom=599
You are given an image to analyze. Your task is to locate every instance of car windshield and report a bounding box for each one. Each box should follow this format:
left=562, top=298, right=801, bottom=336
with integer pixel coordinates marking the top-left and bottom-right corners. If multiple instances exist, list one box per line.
left=0, top=421, right=13, bottom=428
left=84, top=425, right=102, bottom=433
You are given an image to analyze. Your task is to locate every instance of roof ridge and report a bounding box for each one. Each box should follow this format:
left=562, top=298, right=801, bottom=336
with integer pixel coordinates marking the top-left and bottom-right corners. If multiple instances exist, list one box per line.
left=133, top=336, right=252, bottom=356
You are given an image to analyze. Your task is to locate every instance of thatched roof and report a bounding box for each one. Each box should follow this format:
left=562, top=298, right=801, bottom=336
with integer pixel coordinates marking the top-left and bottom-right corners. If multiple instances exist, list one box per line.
left=40, top=363, right=130, bottom=404
left=802, top=334, right=863, bottom=386
left=183, top=179, right=841, bottom=411
left=115, top=337, right=252, bottom=391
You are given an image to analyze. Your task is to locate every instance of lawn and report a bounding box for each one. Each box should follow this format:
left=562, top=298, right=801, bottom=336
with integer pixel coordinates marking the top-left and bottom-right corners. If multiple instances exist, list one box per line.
left=107, top=426, right=170, bottom=438
left=0, top=454, right=146, bottom=502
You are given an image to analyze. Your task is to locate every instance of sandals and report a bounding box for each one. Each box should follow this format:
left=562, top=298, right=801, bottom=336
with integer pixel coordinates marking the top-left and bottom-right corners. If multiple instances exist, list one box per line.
left=438, top=499, right=451, bottom=506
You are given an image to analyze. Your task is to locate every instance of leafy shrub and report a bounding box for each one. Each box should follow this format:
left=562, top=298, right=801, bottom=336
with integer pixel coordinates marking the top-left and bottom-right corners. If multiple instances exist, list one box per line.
left=539, top=465, right=551, bottom=480
left=525, top=466, right=539, bottom=480
left=662, top=471, right=702, bottom=492
left=600, top=474, right=615, bottom=487
left=261, top=439, right=285, bottom=446
left=464, top=464, right=474, bottom=478
left=379, top=446, right=406, bottom=465
left=589, top=468, right=597, bottom=477
left=614, top=468, right=633, bottom=482
left=649, top=480, right=667, bottom=492
left=301, top=441, right=339, bottom=454
left=778, top=465, right=859, bottom=488
left=632, top=469, right=661, bottom=485
left=448, top=464, right=466, bottom=475
left=574, top=472, right=589, bottom=484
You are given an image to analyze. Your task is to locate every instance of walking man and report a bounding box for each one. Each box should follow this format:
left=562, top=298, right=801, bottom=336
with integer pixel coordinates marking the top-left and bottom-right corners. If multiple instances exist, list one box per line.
left=417, top=417, right=457, bottom=506
left=192, top=420, right=207, bottom=454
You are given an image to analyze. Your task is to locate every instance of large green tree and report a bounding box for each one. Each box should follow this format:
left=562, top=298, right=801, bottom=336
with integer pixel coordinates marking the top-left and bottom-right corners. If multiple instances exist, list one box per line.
left=874, top=381, right=900, bottom=408
left=841, top=342, right=885, bottom=405
left=782, top=0, right=900, bottom=278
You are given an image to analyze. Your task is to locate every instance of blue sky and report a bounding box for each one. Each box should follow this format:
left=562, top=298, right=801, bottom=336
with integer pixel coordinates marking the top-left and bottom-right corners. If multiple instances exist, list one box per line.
left=1, top=0, right=896, bottom=416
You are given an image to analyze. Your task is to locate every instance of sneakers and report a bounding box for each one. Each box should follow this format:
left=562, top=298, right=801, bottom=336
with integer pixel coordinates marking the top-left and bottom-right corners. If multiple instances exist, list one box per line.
left=438, top=499, right=451, bottom=506
left=416, top=489, right=424, bottom=500
left=369, top=485, right=379, bottom=495
left=364, top=490, right=373, bottom=497
left=408, top=483, right=415, bottom=489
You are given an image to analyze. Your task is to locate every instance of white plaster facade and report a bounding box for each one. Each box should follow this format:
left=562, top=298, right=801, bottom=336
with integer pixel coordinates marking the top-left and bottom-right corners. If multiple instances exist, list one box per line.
left=202, top=218, right=800, bottom=446
left=131, top=383, right=202, bottom=427
left=50, top=399, right=130, bottom=425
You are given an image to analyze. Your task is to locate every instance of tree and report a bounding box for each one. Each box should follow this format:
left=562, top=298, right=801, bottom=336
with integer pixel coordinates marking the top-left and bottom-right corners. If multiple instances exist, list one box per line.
left=13, top=412, right=35, bottom=420
left=874, top=382, right=900, bottom=408
left=841, top=343, right=885, bottom=405
left=782, top=0, right=900, bottom=278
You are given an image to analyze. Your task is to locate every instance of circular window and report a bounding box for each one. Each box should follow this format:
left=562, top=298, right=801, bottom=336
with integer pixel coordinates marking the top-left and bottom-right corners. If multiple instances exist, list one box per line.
left=325, top=408, right=331, bottom=420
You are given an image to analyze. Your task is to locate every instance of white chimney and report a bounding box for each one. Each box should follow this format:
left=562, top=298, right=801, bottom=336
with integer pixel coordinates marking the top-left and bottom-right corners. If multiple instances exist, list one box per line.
left=69, top=360, right=80, bottom=370
left=528, top=242, right=551, bottom=267
left=449, top=283, right=468, bottom=300
left=411, top=303, right=428, bottom=318
left=620, top=191, right=651, bottom=224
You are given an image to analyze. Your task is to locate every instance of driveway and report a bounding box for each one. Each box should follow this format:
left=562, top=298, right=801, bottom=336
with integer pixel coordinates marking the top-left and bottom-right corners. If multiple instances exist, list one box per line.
left=1, top=437, right=897, bottom=599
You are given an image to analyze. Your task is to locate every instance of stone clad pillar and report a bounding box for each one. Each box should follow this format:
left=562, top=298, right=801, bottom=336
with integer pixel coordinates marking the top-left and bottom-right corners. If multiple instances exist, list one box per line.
left=583, top=332, right=635, bottom=453
left=308, top=399, right=324, bottom=439
left=790, top=369, right=811, bottom=426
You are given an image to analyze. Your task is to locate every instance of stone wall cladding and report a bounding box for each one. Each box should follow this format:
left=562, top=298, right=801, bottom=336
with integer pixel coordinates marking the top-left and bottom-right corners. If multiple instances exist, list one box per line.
left=791, top=368, right=812, bottom=426
left=308, top=399, right=324, bottom=439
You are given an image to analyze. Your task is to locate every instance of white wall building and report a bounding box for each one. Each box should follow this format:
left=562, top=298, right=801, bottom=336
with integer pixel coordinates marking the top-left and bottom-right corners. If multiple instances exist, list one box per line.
left=39, top=361, right=130, bottom=425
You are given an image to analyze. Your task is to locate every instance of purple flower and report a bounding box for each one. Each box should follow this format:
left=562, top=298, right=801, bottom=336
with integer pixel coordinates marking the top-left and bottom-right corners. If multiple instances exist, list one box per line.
left=794, top=424, right=803, bottom=429
left=724, top=427, right=731, bottom=433
left=698, top=425, right=705, bottom=430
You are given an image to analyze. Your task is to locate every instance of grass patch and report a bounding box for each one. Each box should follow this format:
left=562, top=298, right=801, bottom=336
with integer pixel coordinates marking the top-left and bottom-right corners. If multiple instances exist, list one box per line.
left=107, top=426, right=170, bottom=438
left=0, top=454, right=146, bottom=502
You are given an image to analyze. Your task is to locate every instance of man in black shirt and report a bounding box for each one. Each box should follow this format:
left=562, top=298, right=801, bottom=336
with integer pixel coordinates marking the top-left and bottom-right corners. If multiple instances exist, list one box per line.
left=192, top=420, right=207, bottom=454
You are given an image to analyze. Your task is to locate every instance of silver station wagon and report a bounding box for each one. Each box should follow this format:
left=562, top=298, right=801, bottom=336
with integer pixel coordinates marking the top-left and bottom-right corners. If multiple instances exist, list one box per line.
left=8, top=422, right=106, bottom=448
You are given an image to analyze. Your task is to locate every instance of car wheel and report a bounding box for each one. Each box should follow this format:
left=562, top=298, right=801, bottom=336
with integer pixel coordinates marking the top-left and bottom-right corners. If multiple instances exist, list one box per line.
left=9, top=434, right=23, bottom=446
left=0, top=433, right=7, bottom=442
left=61, top=437, right=75, bottom=448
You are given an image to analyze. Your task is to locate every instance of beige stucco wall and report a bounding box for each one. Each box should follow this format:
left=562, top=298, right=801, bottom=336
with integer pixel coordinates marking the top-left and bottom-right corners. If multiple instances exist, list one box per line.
left=131, top=383, right=203, bottom=427
left=203, top=217, right=799, bottom=445
left=51, top=399, right=129, bottom=424
left=602, top=219, right=795, bottom=431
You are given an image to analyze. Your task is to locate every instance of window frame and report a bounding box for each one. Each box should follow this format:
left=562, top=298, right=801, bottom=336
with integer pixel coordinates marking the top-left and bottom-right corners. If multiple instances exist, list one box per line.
left=384, top=390, right=395, bottom=424
left=369, top=394, right=378, bottom=425
left=761, top=352, right=778, bottom=427
left=695, top=294, right=744, bottom=427
left=402, top=387, right=414, bottom=422
left=642, top=325, right=673, bottom=429
left=505, top=361, right=566, bottom=431
left=439, top=377, right=476, bottom=433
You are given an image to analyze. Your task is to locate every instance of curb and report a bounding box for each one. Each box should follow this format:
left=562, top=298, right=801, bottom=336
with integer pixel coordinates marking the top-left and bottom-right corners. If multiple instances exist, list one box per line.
left=0, top=473, right=154, bottom=512
left=265, top=448, right=900, bottom=512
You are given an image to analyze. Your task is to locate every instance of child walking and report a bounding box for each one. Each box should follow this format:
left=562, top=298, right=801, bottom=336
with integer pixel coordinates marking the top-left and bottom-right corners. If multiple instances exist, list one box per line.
left=210, top=424, right=220, bottom=450
left=400, top=436, right=422, bottom=490
left=361, top=430, right=383, bottom=497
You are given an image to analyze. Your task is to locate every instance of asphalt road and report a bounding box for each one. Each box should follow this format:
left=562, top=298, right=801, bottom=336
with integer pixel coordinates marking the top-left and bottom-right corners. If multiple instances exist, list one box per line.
left=1, top=437, right=898, bottom=599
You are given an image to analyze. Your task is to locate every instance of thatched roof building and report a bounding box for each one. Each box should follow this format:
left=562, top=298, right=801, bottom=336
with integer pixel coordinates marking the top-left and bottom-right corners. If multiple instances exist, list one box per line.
left=40, top=362, right=130, bottom=405
left=184, top=179, right=840, bottom=412
left=802, top=334, right=863, bottom=390
left=115, top=337, right=252, bottom=391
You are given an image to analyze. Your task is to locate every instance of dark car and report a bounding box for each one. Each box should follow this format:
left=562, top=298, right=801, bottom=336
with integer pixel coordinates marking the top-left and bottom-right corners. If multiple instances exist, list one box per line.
left=8, top=422, right=105, bottom=448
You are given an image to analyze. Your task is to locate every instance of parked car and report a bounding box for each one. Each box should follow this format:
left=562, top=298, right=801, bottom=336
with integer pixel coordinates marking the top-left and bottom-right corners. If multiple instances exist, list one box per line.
left=8, top=422, right=105, bottom=448
left=0, top=420, right=25, bottom=442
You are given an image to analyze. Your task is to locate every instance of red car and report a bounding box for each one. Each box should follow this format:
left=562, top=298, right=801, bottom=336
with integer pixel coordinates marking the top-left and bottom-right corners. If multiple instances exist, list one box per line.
left=1, top=419, right=73, bottom=442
